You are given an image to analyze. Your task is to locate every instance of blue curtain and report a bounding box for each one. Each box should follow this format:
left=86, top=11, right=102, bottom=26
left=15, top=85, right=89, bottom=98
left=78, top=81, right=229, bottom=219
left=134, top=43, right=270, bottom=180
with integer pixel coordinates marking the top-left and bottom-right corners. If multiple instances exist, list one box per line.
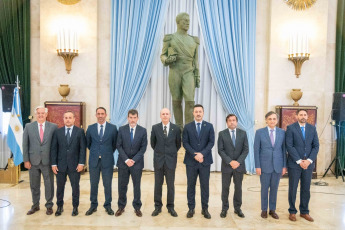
left=197, top=0, right=256, bottom=173
left=110, top=0, right=169, bottom=164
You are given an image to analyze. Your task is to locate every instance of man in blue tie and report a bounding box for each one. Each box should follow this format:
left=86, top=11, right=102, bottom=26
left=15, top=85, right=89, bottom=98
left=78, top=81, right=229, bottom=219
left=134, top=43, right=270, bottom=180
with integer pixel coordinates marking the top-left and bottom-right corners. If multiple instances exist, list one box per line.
left=254, top=111, right=287, bottom=219
left=115, top=109, right=147, bottom=217
left=286, top=109, right=319, bottom=222
left=183, top=104, right=214, bottom=219
left=85, top=107, right=118, bottom=216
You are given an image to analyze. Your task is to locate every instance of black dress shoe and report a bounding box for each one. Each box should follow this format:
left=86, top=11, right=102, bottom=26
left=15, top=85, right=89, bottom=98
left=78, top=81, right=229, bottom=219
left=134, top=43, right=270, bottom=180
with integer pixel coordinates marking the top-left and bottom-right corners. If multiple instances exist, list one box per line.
left=168, top=208, right=178, bottom=217
left=201, top=209, right=211, bottom=219
left=186, top=209, right=195, bottom=218
left=72, top=207, right=78, bottom=216
left=151, top=208, right=162, bottom=216
left=27, top=207, right=40, bottom=215
left=46, top=207, right=53, bottom=215
left=85, top=207, right=97, bottom=216
left=55, top=206, right=63, bottom=216
left=134, top=209, right=142, bottom=217
left=115, top=208, right=125, bottom=217
left=261, top=210, right=268, bottom=218
left=234, top=209, right=245, bottom=218
left=220, top=210, right=227, bottom=218
left=105, top=207, right=114, bottom=215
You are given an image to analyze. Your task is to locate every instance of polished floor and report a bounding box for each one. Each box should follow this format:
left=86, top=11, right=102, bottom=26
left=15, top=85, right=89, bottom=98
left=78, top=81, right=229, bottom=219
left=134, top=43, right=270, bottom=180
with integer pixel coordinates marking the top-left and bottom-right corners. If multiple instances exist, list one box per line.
left=1, top=153, right=345, bottom=230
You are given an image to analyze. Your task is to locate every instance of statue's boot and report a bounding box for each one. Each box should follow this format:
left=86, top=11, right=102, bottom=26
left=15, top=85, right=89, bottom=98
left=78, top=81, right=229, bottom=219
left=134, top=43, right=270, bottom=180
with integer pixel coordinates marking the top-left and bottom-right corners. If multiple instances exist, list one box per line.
left=185, top=101, right=195, bottom=125
left=172, top=100, right=183, bottom=132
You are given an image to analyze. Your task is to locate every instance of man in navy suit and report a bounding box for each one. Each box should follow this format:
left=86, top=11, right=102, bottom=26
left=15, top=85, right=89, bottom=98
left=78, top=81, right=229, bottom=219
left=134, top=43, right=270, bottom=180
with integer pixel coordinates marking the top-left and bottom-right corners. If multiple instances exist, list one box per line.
left=286, top=109, right=319, bottom=222
left=85, top=107, right=118, bottom=216
left=51, top=111, right=86, bottom=216
left=183, top=104, right=214, bottom=219
left=218, top=114, right=248, bottom=218
left=254, top=111, right=287, bottom=219
left=115, top=109, right=147, bottom=217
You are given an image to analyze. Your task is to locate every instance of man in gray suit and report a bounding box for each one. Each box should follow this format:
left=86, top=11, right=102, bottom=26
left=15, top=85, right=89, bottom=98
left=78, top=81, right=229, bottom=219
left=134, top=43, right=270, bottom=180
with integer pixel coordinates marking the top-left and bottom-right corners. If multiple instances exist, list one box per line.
left=218, top=114, right=248, bottom=218
left=254, top=111, right=287, bottom=219
left=151, top=108, right=181, bottom=217
left=23, top=106, right=58, bottom=215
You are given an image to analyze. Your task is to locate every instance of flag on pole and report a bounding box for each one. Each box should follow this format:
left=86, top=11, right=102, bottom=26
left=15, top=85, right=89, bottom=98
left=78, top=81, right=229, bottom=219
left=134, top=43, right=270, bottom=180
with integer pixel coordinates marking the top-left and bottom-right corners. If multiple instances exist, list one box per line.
left=7, top=87, right=23, bottom=166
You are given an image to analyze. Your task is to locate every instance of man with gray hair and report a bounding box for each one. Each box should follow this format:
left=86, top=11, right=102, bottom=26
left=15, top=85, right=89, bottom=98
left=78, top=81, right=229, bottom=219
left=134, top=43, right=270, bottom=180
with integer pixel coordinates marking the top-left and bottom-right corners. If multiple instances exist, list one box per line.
left=23, top=106, right=58, bottom=215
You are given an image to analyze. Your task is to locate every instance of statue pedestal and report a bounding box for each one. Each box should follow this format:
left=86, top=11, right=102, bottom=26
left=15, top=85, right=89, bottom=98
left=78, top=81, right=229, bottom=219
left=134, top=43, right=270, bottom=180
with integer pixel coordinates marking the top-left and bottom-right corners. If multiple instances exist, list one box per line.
left=0, top=158, right=20, bottom=184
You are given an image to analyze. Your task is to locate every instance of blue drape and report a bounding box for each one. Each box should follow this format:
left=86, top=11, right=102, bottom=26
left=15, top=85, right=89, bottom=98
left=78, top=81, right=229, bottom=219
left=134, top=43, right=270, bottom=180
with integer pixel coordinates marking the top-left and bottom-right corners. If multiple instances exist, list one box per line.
left=110, top=0, right=169, bottom=127
left=196, top=0, right=256, bottom=173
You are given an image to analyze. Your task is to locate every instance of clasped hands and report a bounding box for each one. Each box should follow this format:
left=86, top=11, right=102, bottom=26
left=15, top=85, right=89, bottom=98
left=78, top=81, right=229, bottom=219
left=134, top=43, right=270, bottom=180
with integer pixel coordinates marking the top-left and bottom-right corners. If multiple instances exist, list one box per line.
left=126, top=159, right=135, bottom=167
left=230, top=160, right=240, bottom=169
left=194, top=152, right=204, bottom=163
left=51, top=164, right=84, bottom=174
left=299, top=160, right=311, bottom=170
left=255, top=167, right=287, bottom=176
left=165, top=56, right=177, bottom=64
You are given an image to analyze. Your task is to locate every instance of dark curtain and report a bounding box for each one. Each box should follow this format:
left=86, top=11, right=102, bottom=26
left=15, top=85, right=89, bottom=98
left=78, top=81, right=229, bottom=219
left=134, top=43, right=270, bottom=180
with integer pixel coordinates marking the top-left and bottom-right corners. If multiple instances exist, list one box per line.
left=335, top=0, right=345, bottom=174
left=0, top=0, right=30, bottom=124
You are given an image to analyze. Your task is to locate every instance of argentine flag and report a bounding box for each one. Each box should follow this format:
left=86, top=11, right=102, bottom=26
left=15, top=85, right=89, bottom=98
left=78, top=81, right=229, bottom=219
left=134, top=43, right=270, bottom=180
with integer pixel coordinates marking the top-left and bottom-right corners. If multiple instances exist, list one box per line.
left=7, top=87, right=23, bottom=166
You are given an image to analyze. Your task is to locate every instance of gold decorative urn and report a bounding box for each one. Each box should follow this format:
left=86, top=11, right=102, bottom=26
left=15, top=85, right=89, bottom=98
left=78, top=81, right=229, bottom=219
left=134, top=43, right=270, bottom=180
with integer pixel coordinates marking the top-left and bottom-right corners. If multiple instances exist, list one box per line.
left=58, top=84, right=70, bottom=101
left=290, top=89, right=303, bottom=106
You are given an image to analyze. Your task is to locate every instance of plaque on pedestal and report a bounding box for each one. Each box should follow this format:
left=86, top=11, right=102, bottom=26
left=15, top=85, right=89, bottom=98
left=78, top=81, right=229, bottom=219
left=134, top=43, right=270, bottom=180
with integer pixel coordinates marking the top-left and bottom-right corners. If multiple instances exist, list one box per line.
left=275, top=105, right=318, bottom=179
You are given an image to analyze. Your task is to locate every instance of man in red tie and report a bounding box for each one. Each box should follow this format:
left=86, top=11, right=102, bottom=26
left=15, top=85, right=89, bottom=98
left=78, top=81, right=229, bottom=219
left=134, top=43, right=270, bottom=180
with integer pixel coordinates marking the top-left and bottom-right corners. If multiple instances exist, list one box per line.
left=23, top=106, right=58, bottom=215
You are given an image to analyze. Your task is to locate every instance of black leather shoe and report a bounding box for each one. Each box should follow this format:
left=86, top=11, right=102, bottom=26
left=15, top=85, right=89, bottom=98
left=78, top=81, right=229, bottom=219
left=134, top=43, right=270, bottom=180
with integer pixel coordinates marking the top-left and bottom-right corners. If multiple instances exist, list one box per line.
left=220, top=210, right=227, bottom=218
left=168, top=208, right=178, bottom=217
left=72, top=207, right=78, bottom=216
left=85, top=207, right=97, bottom=216
left=115, top=208, right=125, bottom=217
left=105, top=207, right=114, bottom=215
left=27, top=207, right=40, bottom=215
left=186, top=209, right=195, bottom=218
left=134, top=209, right=142, bottom=217
left=201, top=209, right=211, bottom=219
left=151, top=208, right=162, bottom=216
left=234, top=209, right=245, bottom=218
left=55, top=206, right=63, bottom=216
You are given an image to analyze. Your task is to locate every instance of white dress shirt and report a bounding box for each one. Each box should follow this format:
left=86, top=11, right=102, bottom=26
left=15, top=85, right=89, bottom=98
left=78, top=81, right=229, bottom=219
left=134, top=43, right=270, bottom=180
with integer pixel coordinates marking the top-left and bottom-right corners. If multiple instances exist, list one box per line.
left=162, top=122, right=170, bottom=136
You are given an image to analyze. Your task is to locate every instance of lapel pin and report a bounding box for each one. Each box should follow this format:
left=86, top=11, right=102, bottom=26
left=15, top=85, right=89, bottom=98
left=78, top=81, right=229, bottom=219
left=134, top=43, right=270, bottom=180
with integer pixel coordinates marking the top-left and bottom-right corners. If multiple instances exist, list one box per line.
left=203, top=124, right=206, bottom=127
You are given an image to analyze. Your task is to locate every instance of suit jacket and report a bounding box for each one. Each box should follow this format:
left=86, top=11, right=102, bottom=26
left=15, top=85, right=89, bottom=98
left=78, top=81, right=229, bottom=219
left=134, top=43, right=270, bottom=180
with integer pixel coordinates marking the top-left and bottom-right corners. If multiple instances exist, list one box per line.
left=217, top=128, right=249, bottom=173
left=183, top=121, right=215, bottom=166
left=50, top=126, right=86, bottom=172
left=116, top=124, right=148, bottom=170
left=23, top=121, right=58, bottom=166
left=151, top=122, right=181, bottom=170
left=285, top=122, right=319, bottom=169
left=254, top=127, right=287, bottom=174
left=86, top=122, right=118, bottom=168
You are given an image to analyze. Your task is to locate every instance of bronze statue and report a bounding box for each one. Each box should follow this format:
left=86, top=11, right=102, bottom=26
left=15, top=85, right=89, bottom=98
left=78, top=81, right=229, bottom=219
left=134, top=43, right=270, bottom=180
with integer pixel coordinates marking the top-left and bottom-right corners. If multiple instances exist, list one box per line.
left=160, top=12, right=200, bottom=131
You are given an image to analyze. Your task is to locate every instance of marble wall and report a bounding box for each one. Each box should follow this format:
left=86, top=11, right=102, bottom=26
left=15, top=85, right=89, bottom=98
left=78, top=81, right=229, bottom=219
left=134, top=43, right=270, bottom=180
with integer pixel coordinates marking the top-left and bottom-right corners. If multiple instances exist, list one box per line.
left=30, top=0, right=337, bottom=175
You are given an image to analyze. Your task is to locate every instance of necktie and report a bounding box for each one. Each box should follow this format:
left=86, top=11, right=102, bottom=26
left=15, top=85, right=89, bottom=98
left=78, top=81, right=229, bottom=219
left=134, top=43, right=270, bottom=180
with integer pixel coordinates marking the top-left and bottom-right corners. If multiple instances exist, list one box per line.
left=130, top=128, right=134, bottom=143
left=270, top=129, right=275, bottom=147
left=301, top=126, right=305, bottom=140
left=99, top=125, right=104, bottom=140
left=231, top=130, right=236, bottom=147
left=66, top=128, right=71, bottom=144
left=197, top=123, right=201, bottom=137
left=164, top=125, right=167, bottom=137
left=39, top=124, right=44, bottom=143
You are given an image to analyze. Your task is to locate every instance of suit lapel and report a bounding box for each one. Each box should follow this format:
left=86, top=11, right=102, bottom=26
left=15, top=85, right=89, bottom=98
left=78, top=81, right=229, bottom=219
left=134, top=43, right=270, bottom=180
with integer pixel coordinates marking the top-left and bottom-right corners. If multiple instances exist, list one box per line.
left=198, top=121, right=207, bottom=140
left=68, top=127, right=77, bottom=146
left=225, top=129, right=234, bottom=148
left=263, top=127, right=273, bottom=147
left=33, top=121, right=41, bottom=143
left=168, top=124, right=175, bottom=138
left=160, top=123, right=166, bottom=139
left=131, top=125, right=140, bottom=145
left=192, top=122, right=199, bottom=140
left=101, top=122, right=110, bottom=141
left=42, top=122, right=50, bottom=144
left=294, top=122, right=305, bottom=143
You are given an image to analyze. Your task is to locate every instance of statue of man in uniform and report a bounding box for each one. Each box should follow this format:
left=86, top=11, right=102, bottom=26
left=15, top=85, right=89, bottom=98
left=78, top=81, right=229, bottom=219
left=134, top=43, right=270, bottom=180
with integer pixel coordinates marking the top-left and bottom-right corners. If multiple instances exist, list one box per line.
left=160, top=12, right=200, bottom=131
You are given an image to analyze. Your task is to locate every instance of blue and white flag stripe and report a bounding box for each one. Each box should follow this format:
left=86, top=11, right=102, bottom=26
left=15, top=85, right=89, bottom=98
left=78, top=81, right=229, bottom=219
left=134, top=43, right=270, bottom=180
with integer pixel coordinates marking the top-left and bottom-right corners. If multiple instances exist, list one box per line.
left=7, top=87, right=23, bottom=166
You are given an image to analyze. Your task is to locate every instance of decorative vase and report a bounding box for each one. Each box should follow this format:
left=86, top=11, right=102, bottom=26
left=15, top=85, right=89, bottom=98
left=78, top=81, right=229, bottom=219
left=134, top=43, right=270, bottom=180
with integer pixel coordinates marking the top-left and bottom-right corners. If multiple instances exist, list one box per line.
left=290, top=89, right=303, bottom=106
left=58, top=84, right=70, bottom=102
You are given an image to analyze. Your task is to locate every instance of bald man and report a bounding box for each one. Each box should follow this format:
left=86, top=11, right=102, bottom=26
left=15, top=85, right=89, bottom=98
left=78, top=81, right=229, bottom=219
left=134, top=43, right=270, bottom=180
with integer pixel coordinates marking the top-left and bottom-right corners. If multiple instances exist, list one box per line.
left=150, top=108, right=181, bottom=217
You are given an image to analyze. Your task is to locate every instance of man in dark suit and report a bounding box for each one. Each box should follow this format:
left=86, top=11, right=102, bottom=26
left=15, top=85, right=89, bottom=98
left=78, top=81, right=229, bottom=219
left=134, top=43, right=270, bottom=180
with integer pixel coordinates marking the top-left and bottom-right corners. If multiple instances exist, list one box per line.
left=115, top=109, right=147, bottom=217
left=183, top=104, right=214, bottom=219
left=218, top=114, right=248, bottom=218
left=254, top=111, right=287, bottom=219
left=51, top=111, right=86, bottom=217
left=151, top=108, right=181, bottom=217
left=286, top=109, right=319, bottom=222
left=85, top=107, right=118, bottom=216
left=23, top=106, right=58, bottom=215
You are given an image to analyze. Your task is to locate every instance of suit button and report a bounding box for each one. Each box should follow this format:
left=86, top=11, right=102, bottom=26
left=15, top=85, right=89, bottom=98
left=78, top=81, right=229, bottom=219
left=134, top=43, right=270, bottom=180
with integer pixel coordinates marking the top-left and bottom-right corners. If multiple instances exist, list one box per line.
left=198, top=144, right=200, bottom=145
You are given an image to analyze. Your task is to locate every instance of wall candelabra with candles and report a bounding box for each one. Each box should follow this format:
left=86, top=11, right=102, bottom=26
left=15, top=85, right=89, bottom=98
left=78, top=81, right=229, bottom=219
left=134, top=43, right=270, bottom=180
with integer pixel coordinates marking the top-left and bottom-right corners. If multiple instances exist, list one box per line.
left=288, top=32, right=310, bottom=78
left=57, top=28, right=79, bottom=74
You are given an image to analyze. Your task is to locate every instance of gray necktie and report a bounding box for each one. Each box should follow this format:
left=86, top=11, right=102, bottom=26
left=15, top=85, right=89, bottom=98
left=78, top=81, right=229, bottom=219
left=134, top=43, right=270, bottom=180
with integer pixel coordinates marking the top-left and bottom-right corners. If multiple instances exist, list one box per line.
left=231, top=130, right=236, bottom=147
left=197, top=123, right=201, bottom=137
left=99, top=125, right=104, bottom=140
left=66, top=128, right=71, bottom=144
left=164, top=126, right=167, bottom=137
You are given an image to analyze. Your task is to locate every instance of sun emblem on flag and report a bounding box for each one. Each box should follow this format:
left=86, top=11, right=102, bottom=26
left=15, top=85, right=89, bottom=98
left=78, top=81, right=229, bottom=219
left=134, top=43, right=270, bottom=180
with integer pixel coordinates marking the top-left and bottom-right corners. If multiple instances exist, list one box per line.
left=15, top=125, right=20, bottom=132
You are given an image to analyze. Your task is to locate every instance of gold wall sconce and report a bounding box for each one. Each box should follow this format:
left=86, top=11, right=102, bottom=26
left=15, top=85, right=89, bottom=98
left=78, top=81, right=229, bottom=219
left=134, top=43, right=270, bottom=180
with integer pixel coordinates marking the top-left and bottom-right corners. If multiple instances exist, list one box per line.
left=288, top=33, right=309, bottom=78
left=57, top=28, right=78, bottom=74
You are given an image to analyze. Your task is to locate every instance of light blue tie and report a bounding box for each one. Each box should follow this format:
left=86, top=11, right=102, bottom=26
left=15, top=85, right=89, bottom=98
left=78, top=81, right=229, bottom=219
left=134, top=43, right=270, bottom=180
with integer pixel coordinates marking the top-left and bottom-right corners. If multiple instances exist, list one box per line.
left=99, top=125, right=104, bottom=140
left=197, top=123, right=201, bottom=137
left=301, top=126, right=305, bottom=140
left=231, top=130, right=236, bottom=147
left=130, top=128, right=134, bottom=143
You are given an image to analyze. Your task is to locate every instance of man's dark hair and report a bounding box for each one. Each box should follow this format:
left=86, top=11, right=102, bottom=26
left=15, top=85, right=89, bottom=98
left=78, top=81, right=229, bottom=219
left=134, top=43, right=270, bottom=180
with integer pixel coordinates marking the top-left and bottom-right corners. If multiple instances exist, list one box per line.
left=296, top=109, right=308, bottom=115
left=193, top=104, right=204, bottom=111
left=226, top=114, right=238, bottom=122
left=96, top=107, right=107, bottom=113
left=128, top=109, right=138, bottom=117
left=265, top=111, right=279, bottom=120
left=63, top=110, right=75, bottom=117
